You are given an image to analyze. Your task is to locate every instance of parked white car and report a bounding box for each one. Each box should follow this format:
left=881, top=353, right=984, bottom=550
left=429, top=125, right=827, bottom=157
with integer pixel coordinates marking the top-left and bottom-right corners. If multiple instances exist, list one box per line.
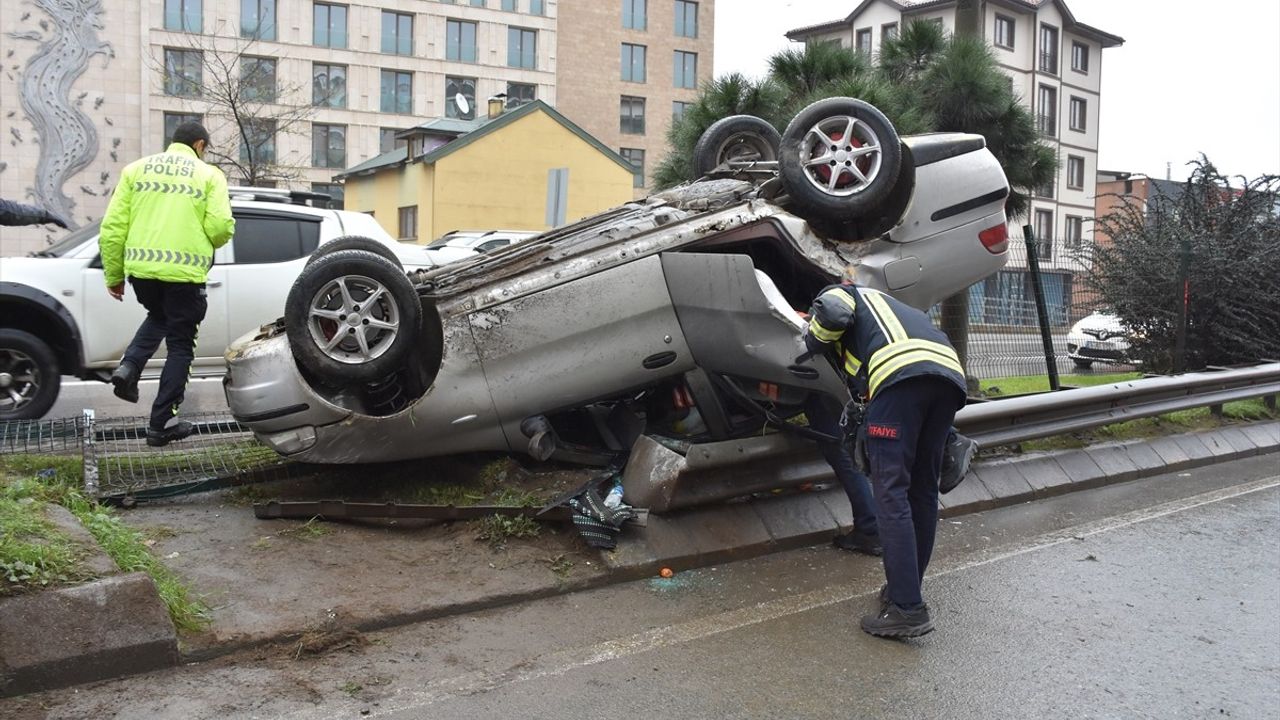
left=425, top=230, right=539, bottom=264
left=0, top=188, right=434, bottom=419
left=1066, top=310, right=1133, bottom=369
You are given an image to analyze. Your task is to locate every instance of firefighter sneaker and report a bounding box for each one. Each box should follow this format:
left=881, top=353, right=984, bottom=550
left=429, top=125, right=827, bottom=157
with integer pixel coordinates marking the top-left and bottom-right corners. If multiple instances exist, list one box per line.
left=146, top=420, right=195, bottom=447
left=832, top=530, right=883, bottom=556
left=860, top=603, right=935, bottom=638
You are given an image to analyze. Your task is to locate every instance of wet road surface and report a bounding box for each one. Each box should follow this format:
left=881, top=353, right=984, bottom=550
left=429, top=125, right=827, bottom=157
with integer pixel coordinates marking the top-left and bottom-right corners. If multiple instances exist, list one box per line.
left=6, top=454, right=1278, bottom=720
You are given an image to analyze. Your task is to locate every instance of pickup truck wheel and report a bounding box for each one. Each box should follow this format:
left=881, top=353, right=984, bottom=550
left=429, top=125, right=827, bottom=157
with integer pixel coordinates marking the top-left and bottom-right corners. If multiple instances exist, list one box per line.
left=779, top=97, right=902, bottom=225
left=0, top=329, right=60, bottom=420
left=285, top=249, right=421, bottom=385
left=693, top=115, right=782, bottom=178
left=307, top=235, right=403, bottom=270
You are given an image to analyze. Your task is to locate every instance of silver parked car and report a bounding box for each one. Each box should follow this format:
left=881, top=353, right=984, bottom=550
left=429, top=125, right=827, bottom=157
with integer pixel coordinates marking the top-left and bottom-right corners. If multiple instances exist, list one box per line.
left=224, top=99, right=1012, bottom=467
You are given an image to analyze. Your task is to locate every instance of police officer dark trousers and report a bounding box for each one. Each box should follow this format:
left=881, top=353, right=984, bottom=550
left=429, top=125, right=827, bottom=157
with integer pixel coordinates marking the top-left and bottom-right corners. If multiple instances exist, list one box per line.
left=804, top=282, right=966, bottom=638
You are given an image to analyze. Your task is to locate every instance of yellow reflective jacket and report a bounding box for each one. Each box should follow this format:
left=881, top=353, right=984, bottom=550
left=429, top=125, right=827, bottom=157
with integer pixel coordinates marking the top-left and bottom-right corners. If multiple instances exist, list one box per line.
left=99, top=143, right=235, bottom=286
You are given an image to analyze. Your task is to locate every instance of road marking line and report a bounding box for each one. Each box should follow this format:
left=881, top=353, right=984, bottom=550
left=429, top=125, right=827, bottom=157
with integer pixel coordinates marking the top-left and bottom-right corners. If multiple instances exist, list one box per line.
left=289, top=475, right=1280, bottom=720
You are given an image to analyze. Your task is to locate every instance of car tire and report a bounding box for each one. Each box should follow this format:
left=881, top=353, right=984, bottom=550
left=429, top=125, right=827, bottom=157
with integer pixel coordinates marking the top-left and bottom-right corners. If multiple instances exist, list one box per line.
left=285, top=249, right=421, bottom=385
left=0, top=329, right=60, bottom=420
left=307, top=235, right=403, bottom=270
left=779, top=97, right=902, bottom=226
left=693, top=115, right=782, bottom=178
left=1072, top=358, right=1094, bottom=370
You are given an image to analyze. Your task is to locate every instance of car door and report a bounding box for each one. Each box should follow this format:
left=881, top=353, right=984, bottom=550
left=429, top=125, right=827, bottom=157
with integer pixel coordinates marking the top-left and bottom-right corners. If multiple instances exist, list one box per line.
left=80, top=240, right=230, bottom=375
left=222, top=210, right=322, bottom=342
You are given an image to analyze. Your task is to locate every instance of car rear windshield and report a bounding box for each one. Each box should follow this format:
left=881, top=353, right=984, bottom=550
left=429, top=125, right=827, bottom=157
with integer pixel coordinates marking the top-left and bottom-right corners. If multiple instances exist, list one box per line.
left=31, top=221, right=101, bottom=257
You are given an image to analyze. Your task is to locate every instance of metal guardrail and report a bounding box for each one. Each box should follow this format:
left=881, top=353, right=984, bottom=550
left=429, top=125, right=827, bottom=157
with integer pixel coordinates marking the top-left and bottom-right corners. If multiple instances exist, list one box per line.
left=955, top=362, right=1280, bottom=448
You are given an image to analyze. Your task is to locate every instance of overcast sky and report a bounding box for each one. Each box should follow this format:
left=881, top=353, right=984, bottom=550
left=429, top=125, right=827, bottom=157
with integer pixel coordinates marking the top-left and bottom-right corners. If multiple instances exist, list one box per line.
left=714, top=0, right=1280, bottom=181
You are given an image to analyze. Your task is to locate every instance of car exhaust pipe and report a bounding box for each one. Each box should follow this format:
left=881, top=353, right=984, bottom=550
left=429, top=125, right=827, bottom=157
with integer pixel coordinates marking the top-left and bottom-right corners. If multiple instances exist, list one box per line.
left=520, top=416, right=557, bottom=461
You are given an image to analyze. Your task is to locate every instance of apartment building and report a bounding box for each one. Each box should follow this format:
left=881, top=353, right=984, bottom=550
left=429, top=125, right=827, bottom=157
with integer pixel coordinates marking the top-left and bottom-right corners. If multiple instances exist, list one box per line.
left=786, top=0, right=1123, bottom=322
left=1, top=0, right=558, bottom=256
left=556, top=0, right=715, bottom=195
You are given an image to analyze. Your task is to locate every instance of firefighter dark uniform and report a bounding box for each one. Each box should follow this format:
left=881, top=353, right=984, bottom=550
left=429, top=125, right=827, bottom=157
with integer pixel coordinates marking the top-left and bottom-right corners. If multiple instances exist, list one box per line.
left=99, top=127, right=235, bottom=445
left=804, top=283, right=966, bottom=638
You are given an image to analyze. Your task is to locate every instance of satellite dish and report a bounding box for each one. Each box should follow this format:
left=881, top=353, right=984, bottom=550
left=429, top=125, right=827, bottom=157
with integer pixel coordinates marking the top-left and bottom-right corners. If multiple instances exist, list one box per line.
left=454, top=92, right=471, bottom=116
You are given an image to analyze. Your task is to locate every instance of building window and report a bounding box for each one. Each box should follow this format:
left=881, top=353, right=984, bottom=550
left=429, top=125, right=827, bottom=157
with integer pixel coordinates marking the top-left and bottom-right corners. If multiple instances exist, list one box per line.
left=621, top=43, right=647, bottom=82
left=1065, top=215, right=1084, bottom=248
left=994, top=14, right=1014, bottom=49
left=163, top=49, right=202, bottom=97
left=1033, top=208, right=1054, bottom=261
left=380, top=70, right=413, bottom=114
left=312, top=124, right=347, bottom=169
left=445, top=76, right=477, bottom=119
left=672, top=100, right=692, bottom=121
left=1072, top=41, right=1089, bottom=73
left=381, top=11, right=413, bottom=55
left=507, top=82, right=537, bottom=108
left=398, top=206, right=418, bottom=241
left=508, top=27, right=537, bottom=69
left=623, top=0, right=647, bottom=30
left=313, top=3, right=348, bottom=48
left=164, top=0, right=201, bottom=32
left=675, top=1, right=698, bottom=38
left=502, top=0, right=516, bottom=10
left=446, top=19, right=478, bottom=62
left=1035, top=173, right=1055, bottom=200
left=673, top=50, right=697, bottom=88
left=311, top=183, right=345, bottom=210
left=163, top=112, right=202, bottom=149
left=1037, top=84, right=1057, bottom=137
left=854, top=28, right=872, bottom=55
left=240, top=56, right=276, bottom=102
left=239, top=119, right=276, bottom=165
left=620, top=148, right=645, bottom=188
left=312, top=63, right=347, bottom=108
left=240, top=0, right=276, bottom=40
left=620, top=96, right=646, bottom=135
left=881, top=22, right=898, bottom=43
left=471, top=0, right=486, bottom=6
left=1039, top=23, right=1059, bottom=74
left=1067, top=155, right=1085, bottom=190
left=380, top=127, right=407, bottom=154
left=1069, top=96, right=1087, bottom=132
left=530, top=0, right=544, bottom=15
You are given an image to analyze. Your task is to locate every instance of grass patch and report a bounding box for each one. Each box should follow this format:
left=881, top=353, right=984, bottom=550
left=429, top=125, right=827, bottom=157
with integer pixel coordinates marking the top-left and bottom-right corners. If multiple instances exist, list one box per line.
left=981, top=372, right=1143, bottom=397
left=475, top=514, right=541, bottom=548
left=0, top=455, right=210, bottom=632
left=1016, top=399, right=1277, bottom=453
left=0, top=495, right=90, bottom=594
left=276, top=516, right=333, bottom=540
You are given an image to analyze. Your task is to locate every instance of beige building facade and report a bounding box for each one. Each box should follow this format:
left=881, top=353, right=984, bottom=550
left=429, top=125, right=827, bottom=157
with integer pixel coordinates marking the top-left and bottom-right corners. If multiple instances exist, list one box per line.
left=556, top=0, right=714, bottom=195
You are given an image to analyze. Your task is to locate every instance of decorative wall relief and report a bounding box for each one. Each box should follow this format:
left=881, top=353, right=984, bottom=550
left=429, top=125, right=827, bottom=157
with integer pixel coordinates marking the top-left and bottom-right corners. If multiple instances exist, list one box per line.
left=8, top=0, right=113, bottom=230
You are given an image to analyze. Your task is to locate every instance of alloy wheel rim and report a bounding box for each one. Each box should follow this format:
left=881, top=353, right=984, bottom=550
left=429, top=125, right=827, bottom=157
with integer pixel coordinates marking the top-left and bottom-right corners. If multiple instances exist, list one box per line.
left=0, top=348, right=41, bottom=412
left=798, top=115, right=882, bottom=197
left=306, top=275, right=401, bottom=364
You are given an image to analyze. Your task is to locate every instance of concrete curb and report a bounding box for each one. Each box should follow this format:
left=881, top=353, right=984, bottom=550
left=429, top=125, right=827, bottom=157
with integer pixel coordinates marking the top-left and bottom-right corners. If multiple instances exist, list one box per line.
left=601, top=422, right=1280, bottom=575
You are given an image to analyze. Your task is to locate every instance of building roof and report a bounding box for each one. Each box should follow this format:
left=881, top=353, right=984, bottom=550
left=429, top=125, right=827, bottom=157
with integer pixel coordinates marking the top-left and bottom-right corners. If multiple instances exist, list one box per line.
left=785, top=0, right=1123, bottom=47
left=335, top=100, right=634, bottom=180
left=394, top=116, right=491, bottom=140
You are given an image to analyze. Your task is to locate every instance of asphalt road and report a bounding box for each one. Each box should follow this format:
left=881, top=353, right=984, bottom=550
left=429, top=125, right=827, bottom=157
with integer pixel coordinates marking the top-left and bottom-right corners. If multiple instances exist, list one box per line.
left=46, top=375, right=229, bottom=420
left=9, top=454, right=1277, bottom=720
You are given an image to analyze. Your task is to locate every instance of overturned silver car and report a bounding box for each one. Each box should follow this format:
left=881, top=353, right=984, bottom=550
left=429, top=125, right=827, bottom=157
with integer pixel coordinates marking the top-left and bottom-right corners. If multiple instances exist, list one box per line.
left=224, top=99, right=1011, bottom=482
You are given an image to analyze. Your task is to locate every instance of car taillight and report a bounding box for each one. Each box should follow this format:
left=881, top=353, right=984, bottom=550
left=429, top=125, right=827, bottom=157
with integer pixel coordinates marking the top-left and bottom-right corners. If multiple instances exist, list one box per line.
left=979, top=223, right=1009, bottom=254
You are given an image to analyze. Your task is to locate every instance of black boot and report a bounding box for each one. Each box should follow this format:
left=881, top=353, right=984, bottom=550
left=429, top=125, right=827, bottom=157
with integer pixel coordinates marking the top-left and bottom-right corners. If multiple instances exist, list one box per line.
left=110, top=361, right=140, bottom=403
left=833, top=530, right=883, bottom=556
left=146, top=420, right=194, bottom=447
left=860, top=603, right=934, bottom=638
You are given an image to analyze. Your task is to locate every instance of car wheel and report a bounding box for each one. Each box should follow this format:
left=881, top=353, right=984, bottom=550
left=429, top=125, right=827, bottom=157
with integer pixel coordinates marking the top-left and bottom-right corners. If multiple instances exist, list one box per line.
left=1073, top=358, right=1094, bottom=370
left=285, top=249, right=421, bottom=385
left=0, top=329, right=60, bottom=420
left=693, top=115, right=782, bottom=177
left=307, top=235, right=403, bottom=270
left=779, top=97, right=902, bottom=225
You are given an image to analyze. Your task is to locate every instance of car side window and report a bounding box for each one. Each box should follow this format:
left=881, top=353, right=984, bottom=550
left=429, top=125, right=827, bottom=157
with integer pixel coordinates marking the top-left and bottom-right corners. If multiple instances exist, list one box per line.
left=231, top=214, right=322, bottom=264
left=477, top=239, right=509, bottom=253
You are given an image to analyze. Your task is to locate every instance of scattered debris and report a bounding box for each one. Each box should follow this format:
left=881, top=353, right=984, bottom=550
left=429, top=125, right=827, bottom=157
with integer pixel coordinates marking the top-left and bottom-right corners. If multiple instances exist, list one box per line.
left=1077, top=554, right=1099, bottom=562
left=659, top=567, right=674, bottom=578
left=293, top=613, right=368, bottom=659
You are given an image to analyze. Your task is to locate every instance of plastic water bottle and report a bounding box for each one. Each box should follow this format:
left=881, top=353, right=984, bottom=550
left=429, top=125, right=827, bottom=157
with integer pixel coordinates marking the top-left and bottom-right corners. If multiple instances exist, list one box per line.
left=604, top=481, right=625, bottom=509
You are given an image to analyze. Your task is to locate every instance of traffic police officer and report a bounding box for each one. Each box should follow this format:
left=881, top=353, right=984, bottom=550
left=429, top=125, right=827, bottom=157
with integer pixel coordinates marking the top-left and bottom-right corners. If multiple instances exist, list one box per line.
left=99, top=122, right=235, bottom=446
left=804, top=282, right=966, bottom=638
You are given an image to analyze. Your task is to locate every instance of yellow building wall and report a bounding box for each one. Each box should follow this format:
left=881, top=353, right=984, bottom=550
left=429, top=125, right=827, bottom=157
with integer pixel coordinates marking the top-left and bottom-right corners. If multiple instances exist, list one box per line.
left=427, top=110, right=634, bottom=241
left=342, top=162, right=434, bottom=242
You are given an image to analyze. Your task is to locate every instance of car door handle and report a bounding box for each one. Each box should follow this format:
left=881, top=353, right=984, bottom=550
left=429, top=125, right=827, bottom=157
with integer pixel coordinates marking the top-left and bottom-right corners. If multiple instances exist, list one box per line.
left=207, top=280, right=223, bottom=288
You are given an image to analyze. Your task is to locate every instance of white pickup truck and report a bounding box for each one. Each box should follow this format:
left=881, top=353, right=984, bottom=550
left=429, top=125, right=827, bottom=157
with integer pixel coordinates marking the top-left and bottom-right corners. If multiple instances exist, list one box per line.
left=0, top=188, right=435, bottom=419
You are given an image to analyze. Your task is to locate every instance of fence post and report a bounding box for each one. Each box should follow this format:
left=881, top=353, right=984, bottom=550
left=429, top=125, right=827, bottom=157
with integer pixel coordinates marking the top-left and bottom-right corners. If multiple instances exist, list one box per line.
left=1173, top=232, right=1191, bottom=373
left=1023, top=224, right=1061, bottom=391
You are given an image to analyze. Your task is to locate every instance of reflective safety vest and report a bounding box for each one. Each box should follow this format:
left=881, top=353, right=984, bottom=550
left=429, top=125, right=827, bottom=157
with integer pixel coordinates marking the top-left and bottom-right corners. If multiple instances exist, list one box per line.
left=99, top=143, right=235, bottom=286
left=807, top=283, right=966, bottom=400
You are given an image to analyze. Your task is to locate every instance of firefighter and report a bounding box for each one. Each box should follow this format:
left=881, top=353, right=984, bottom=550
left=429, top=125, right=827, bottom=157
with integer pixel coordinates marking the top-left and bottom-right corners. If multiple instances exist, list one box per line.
left=98, top=122, right=235, bottom=446
left=803, top=282, right=966, bottom=638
